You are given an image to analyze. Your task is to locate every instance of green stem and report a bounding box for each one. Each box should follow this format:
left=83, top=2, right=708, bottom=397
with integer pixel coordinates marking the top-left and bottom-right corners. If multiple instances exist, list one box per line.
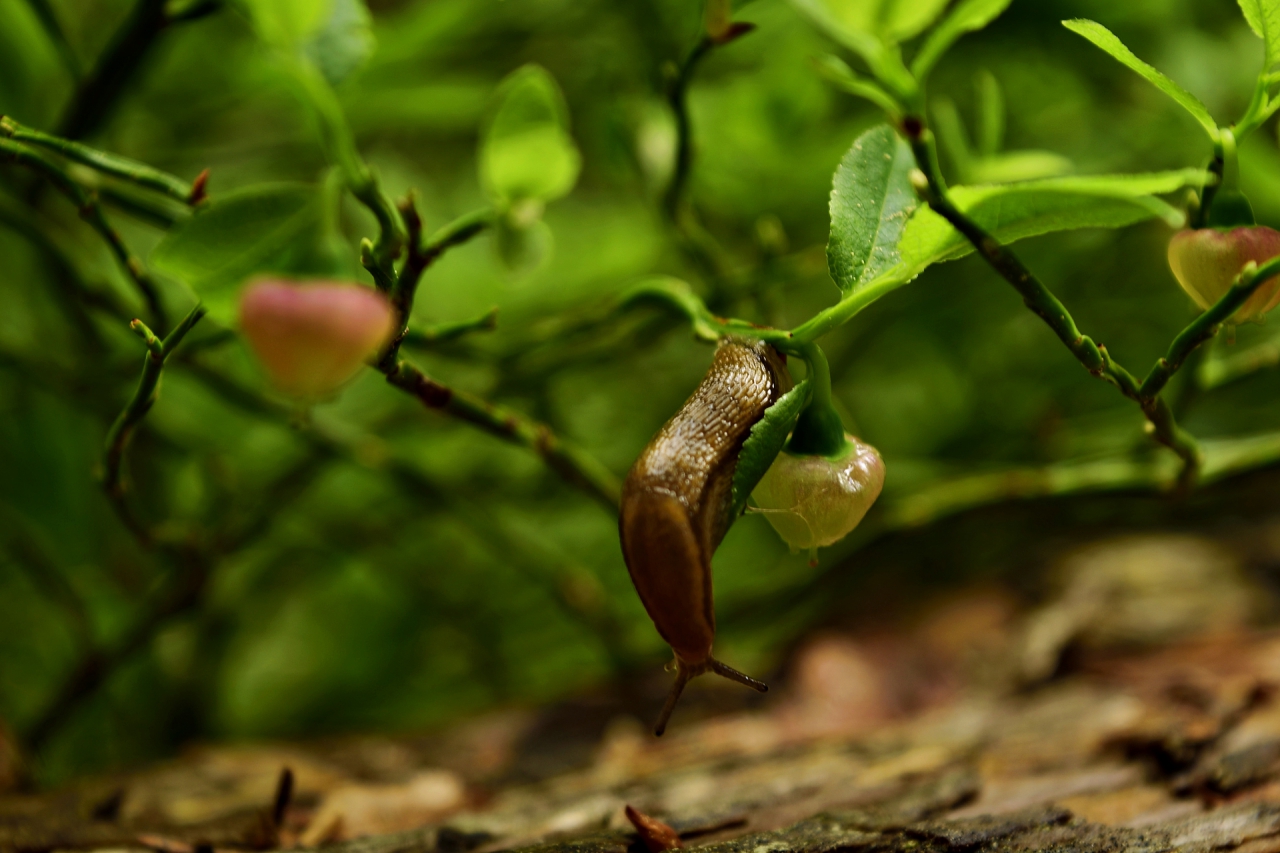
left=1, top=116, right=198, bottom=202
left=1231, top=69, right=1280, bottom=143
left=1141, top=394, right=1202, bottom=493
left=1093, top=344, right=1196, bottom=489
left=178, top=358, right=637, bottom=679
left=665, top=36, right=714, bottom=220
left=900, top=117, right=1202, bottom=490
left=1219, top=127, right=1239, bottom=194
left=621, top=275, right=864, bottom=359
left=23, top=0, right=80, bottom=80
left=1193, top=136, right=1228, bottom=229
left=1196, top=338, right=1280, bottom=391
left=57, top=0, right=167, bottom=139
left=790, top=282, right=892, bottom=344
left=619, top=276, right=725, bottom=342
left=660, top=31, right=751, bottom=299
left=786, top=342, right=847, bottom=456
left=907, top=129, right=1106, bottom=373
left=22, top=543, right=212, bottom=754
left=618, top=277, right=846, bottom=454
left=381, top=200, right=494, bottom=365
left=422, top=207, right=495, bottom=258
left=1139, top=254, right=1280, bottom=399
left=165, top=0, right=222, bottom=23
left=0, top=201, right=112, bottom=352
left=353, top=175, right=405, bottom=286
left=361, top=196, right=613, bottom=510
left=101, top=304, right=206, bottom=540
left=402, top=308, right=499, bottom=349
left=0, top=137, right=167, bottom=329
left=291, top=60, right=406, bottom=285
left=97, top=182, right=188, bottom=228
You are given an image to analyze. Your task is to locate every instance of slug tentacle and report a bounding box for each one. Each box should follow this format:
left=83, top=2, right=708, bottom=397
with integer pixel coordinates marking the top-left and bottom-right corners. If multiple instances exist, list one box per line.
left=653, top=664, right=692, bottom=738
left=653, top=657, right=769, bottom=737
left=620, top=337, right=789, bottom=735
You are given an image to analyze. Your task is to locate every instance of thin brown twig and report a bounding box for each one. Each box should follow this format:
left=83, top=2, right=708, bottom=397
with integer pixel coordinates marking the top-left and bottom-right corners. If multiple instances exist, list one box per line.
left=55, top=0, right=213, bottom=140
left=902, top=119, right=1203, bottom=491
left=23, top=546, right=211, bottom=753
left=101, top=306, right=207, bottom=544
left=369, top=196, right=618, bottom=510
left=382, top=358, right=621, bottom=511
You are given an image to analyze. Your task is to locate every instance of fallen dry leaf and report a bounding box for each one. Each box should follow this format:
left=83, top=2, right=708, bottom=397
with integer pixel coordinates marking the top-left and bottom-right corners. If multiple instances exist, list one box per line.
left=625, top=804, right=682, bottom=852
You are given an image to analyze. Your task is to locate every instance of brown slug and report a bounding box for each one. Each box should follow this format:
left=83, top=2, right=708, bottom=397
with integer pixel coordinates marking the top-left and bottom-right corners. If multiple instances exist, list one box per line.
left=620, top=337, right=791, bottom=735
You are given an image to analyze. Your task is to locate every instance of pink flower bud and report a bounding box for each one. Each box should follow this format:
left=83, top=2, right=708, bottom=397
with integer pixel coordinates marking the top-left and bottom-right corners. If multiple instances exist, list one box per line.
left=239, top=279, right=395, bottom=400
left=1167, top=226, right=1280, bottom=323
left=751, top=435, right=885, bottom=550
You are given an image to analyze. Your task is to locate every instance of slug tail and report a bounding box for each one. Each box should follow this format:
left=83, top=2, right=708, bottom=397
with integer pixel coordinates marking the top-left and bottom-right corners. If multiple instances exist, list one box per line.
left=709, top=658, right=768, bottom=693
left=653, top=664, right=693, bottom=737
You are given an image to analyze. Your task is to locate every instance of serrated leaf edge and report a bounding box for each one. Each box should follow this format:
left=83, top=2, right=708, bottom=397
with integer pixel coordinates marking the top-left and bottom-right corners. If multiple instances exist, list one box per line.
left=731, top=380, right=812, bottom=519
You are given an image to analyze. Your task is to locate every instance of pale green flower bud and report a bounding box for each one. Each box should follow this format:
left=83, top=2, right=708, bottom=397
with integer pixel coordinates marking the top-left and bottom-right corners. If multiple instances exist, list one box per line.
left=751, top=434, right=885, bottom=551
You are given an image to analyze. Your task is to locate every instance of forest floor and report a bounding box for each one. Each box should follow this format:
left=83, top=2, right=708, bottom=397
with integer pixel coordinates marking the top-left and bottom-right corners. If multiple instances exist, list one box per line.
left=7, top=533, right=1280, bottom=853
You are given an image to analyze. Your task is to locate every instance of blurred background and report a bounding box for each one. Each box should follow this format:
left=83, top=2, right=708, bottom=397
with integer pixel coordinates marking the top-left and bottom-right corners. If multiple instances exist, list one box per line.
left=5, top=0, right=1280, bottom=791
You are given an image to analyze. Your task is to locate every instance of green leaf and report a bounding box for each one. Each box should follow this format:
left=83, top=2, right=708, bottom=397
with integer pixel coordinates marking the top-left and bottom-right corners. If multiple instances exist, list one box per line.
left=789, top=0, right=949, bottom=42
left=813, top=55, right=902, bottom=115
left=883, top=0, right=951, bottom=40
left=302, top=0, right=374, bottom=85
left=911, top=0, right=1013, bottom=78
left=931, top=98, right=974, bottom=178
left=786, top=0, right=917, bottom=94
left=731, top=380, right=812, bottom=519
left=236, top=0, right=374, bottom=85
left=480, top=65, right=581, bottom=205
left=1239, top=0, right=1280, bottom=69
left=151, top=184, right=333, bottom=326
left=975, top=70, right=1004, bottom=157
left=1198, top=320, right=1280, bottom=390
left=0, top=1, right=63, bottom=120
left=285, top=60, right=366, bottom=184
left=827, top=124, right=919, bottom=294
left=620, top=277, right=722, bottom=342
left=969, top=150, right=1074, bottom=184
left=843, top=169, right=1209, bottom=305
left=235, top=0, right=328, bottom=47
left=1063, top=19, right=1218, bottom=141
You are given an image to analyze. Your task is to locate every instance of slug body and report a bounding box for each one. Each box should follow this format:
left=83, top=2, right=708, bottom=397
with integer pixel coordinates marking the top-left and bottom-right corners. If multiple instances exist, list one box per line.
left=620, top=337, right=789, bottom=733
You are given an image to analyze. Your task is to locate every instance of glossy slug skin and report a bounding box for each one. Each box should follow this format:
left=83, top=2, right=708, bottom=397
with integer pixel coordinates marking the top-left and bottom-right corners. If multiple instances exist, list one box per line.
left=620, top=338, right=788, bottom=732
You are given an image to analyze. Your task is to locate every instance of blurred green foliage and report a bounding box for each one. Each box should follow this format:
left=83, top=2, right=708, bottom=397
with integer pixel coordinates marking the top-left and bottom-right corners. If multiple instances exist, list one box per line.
left=3, top=0, right=1280, bottom=787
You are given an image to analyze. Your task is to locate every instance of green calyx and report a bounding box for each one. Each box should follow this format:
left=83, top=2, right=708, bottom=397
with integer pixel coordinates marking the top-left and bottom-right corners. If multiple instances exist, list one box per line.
left=784, top=341, right=848, bottom=457
left=786, top=401, right=850, bottom=457
left=1204, top=190, right=1256, bottom=228
left=1198, top=128, right=1255, bottom=228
